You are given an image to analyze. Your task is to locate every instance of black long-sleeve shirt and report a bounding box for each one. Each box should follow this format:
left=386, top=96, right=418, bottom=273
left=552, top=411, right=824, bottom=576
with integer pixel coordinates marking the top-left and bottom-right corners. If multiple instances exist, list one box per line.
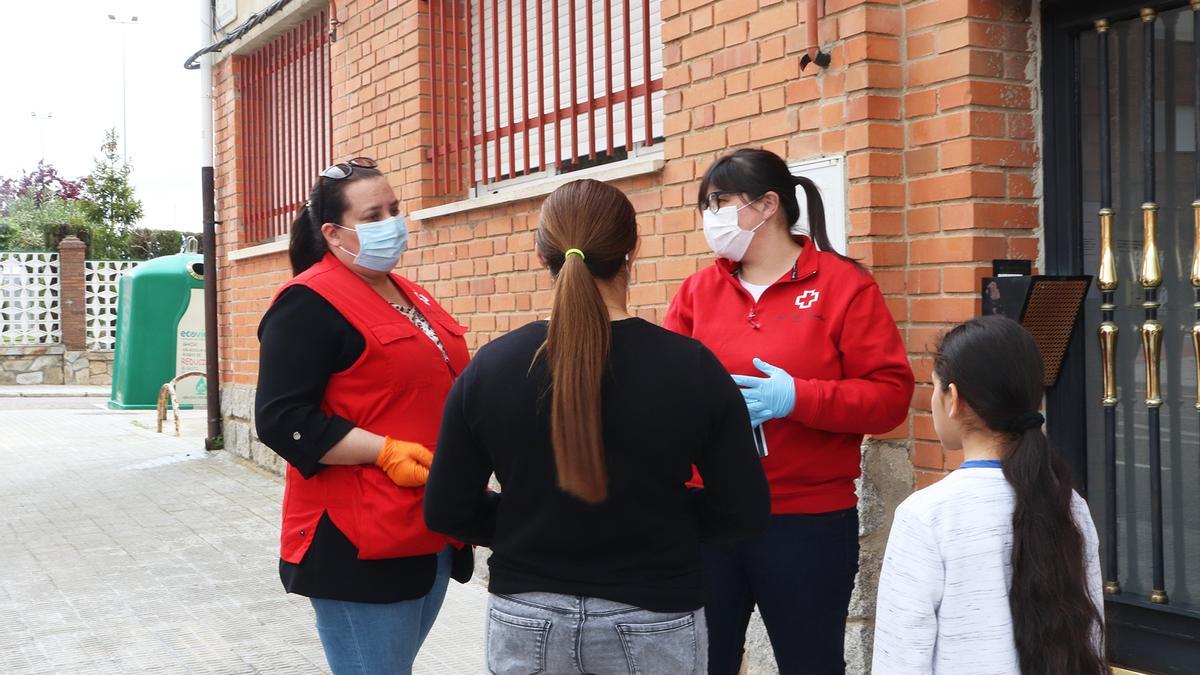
left=425, top=318, right=770, bottom=612
left=255, top=286, right=470, bottom=603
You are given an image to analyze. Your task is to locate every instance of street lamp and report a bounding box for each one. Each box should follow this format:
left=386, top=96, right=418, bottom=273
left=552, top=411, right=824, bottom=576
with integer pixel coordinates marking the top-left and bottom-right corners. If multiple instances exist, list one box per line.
left=30, top=112, right=54, bottom=161
left=106, top=13, right=139, bottom=163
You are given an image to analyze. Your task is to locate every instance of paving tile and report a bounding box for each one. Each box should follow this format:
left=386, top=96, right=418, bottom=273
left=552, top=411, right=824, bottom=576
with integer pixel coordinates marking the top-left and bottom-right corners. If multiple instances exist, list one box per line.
left=0, top=404, right=486, bottom=673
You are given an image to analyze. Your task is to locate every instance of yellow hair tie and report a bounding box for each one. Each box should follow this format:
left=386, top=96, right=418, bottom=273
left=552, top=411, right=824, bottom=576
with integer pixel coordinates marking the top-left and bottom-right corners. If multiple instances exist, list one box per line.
left=564, top=248, right=585, bottom=260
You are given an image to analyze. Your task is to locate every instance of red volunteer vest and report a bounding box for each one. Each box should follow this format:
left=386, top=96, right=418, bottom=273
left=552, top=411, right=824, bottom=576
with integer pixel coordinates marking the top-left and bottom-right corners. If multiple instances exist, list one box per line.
left=273, top=254, right=470, bottom=562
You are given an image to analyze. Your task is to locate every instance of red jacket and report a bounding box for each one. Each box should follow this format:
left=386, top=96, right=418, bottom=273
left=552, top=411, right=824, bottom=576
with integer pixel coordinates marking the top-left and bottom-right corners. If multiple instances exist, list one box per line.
left=273, top=254, right=471, bottom=562
left=665, top=238, right=913, bottom=514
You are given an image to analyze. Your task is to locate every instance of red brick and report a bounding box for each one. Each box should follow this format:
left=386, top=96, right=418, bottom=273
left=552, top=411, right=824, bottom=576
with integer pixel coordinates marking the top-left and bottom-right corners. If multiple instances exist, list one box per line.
left=760, top=87, right=786, bottom=112
left=844, top=35, right=901, bottom=63
left=911, top=296, right=979, bottom=323
left=846, top=63, right=903, bottom=91
left=849, top=209, right=905, bottom=234
left=682, top=79, right=726, bottom=108
left=906, top=0, right=1004, bottom=31
left=910, top=171, right=1007, bottom=203
left=713, top=43, right=758, bottom=74
left=941, top=202, right=1039, bottom=230
left=748, top=110, right=799, bottom=141
left=909, top=111, right=1004, bottom=146
left=910, top=235, right=1007, bottom=264
left=847, top=240, right=907, bottom=266
left=937, top=20, right=1009, bottom=52
left=907, top=50, right=1004, bottom=87
left=907, top=268, right=941, bottom=294
left=940, top=139, right=1037, bottom=169
left=1008, top=174, right=1035, bottom=199
left=714, top=0, right=759, bottom=24
left=906, top=147, right=940, bottom=175
left=839, top=6, right=903, bottom=37
left=749, top=58, right=800, bottom=89
left=847, top=95, right=901, bottom=122
left=847, top=152, right=903, bottom=178
left=943, top=265, right=991, bottom=292
left=914, top=441, right=945, bottom=470
left=786, top=78, right=822, bottom=104
left=907, top=205, right=941, bottom=233
left=904, top=90, right=938, bottom=118
left=848, top=182, right=905, bottom=208
left=939, top=81, right=1032, bottom=110
left=908, top=32, right=936, bottom=59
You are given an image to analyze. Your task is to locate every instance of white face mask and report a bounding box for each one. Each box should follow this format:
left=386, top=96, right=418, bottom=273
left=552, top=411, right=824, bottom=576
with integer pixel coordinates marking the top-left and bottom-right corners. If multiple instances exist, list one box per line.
left=702, top=200, right=766, bottom=262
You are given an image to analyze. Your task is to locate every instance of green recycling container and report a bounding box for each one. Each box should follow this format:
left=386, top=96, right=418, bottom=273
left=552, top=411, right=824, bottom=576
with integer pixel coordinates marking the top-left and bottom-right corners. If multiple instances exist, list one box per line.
left=108, top=249, right=207, bottom=410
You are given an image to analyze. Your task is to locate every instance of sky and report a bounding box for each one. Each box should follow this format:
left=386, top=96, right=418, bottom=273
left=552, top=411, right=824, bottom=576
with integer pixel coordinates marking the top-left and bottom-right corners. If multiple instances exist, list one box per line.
left=0, top=0, right=203, bottom=232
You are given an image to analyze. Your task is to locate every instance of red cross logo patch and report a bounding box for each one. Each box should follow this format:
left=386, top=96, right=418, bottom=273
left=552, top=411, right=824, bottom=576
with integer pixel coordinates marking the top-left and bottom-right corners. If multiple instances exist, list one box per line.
left=795, top=290, right=820, bottom=310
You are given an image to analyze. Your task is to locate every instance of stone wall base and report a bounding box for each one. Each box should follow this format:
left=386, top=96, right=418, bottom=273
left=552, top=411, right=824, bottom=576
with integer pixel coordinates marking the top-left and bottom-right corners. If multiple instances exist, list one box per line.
left=221, top=383, right=285, bottom=475
left=0, top=346, right=117, bottom=386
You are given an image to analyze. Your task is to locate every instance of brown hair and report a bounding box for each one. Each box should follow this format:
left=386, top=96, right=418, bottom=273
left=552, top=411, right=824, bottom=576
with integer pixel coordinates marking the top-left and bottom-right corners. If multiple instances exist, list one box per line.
left=535, top=179, right=638, bottom=503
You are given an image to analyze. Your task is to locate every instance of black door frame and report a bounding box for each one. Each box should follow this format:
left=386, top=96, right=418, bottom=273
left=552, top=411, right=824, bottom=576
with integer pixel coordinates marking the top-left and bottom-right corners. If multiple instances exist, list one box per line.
left=1041, top=1, right=1200, bottom=671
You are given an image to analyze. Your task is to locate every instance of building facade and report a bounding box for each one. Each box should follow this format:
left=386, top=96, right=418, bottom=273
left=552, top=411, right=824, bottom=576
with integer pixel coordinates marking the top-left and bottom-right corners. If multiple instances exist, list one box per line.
left=205, top=0, right=1200, bottom=670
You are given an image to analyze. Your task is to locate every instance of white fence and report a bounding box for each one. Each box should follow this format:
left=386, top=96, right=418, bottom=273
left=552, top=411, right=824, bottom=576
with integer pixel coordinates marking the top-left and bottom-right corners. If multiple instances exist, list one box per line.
left=85, top=260, right=138, bottom=351
left=0, top=253, right=139, bottom=351
left=0, top=252, right=61, bottom=346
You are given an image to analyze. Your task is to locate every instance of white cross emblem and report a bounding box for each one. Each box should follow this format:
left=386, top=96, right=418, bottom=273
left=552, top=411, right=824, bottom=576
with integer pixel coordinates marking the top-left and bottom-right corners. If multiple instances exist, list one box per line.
left=416, top=293, right=431, bottom=305
left=795, top=290, right=820, bottom=310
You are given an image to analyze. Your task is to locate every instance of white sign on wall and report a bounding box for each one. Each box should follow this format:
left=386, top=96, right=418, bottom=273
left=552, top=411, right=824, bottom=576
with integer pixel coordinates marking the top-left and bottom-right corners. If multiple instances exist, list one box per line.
left=215, top=0, right=237, bottom=29
left=176, top=288, right=207, bottom=407
left=788, top=155, right=847, bottom=255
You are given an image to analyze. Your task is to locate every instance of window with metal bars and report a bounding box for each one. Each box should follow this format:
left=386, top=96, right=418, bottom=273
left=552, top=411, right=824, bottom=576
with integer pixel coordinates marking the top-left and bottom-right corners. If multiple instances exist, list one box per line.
left=236, top=11, right=333, bottom=244
left=428, top=0, right=665, bottom=196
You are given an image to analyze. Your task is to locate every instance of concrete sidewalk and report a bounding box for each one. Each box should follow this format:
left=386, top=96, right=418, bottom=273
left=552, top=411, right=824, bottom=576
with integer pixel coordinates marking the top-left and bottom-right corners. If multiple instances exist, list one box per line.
left=0, top=399, right=486, bottom=674
left=0, top=385, right=110, bottom=398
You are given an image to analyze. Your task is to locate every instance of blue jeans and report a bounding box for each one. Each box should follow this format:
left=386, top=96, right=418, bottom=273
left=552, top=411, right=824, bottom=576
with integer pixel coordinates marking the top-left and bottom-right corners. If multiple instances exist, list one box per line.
left=486, top=592, right=707, bottom=675
left=703, top=509, right=859, bottom=675
left=309, top=547, right=452, bottom=675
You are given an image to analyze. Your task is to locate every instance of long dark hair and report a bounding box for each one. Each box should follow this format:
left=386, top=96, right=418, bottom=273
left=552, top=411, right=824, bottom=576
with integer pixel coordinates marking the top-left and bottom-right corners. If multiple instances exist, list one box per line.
left=288, top=163, right=384, bottom=275
left=934, top=316, right=1106, bottom=675
left=696, top=147, right=854, bottom=263
left=535, top=179, right=638, bottom=504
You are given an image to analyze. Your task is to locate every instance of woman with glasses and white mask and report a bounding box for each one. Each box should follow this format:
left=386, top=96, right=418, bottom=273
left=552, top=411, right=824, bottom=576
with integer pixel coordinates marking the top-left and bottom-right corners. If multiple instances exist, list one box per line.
left=664, top=148, right=914, bottom=674
left=255, top=158, right=473, bottom=674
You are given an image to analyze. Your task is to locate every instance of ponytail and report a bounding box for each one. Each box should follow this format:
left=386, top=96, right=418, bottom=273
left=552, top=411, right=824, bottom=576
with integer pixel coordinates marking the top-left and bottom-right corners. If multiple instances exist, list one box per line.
left=536, top=179, right=638, bottom=504
left=289, top=202, right=328, bottom=275
left=545, top=251, right=610, bottom=503
left=1005, top=425, right=1105, bottom=674
left=935, top=316, right=1106, bottom=675
left=794, top=175, right=841, bottom=257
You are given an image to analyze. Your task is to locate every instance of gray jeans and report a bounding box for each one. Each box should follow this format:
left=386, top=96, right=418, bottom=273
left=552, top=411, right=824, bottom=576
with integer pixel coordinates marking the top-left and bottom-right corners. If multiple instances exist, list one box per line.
left=485, top=592, right=707, bottom=675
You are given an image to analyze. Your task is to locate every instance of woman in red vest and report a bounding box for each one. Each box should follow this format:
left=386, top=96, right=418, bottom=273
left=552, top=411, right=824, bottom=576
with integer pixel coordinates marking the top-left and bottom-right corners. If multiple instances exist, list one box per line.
left=255, top=157, right=472, bottom=674
left=665, top=149, right=914, bottom=674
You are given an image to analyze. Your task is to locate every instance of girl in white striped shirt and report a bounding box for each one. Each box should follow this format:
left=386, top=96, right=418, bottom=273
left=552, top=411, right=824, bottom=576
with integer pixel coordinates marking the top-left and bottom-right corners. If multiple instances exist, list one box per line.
left=873, top=316, right=1106, bottom=675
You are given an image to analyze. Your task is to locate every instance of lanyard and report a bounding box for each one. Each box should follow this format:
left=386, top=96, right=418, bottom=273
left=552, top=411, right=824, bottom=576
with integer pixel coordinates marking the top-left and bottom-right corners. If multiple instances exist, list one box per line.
left=959, top=459, right=1002, bottom=469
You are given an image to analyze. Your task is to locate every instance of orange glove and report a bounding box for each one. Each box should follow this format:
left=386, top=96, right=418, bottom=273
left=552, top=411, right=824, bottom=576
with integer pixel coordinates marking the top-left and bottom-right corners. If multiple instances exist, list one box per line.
left=375, top=437, right=434, bottom=487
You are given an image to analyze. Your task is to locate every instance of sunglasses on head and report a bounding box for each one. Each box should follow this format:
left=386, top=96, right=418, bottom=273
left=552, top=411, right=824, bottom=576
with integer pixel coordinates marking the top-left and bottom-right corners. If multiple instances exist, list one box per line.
left=320, top=157, right=378, bottom=180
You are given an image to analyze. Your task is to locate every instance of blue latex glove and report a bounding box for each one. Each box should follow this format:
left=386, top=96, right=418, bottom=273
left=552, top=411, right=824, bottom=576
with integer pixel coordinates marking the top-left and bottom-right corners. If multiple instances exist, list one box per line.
left=731, top=358, right=797, bottom=428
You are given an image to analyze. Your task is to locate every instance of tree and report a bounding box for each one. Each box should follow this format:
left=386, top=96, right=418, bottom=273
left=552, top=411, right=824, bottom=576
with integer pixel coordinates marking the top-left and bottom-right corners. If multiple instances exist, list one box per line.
left=0, top=161, right=86, bottom=215
left=81, top=129, right=143, bottom=231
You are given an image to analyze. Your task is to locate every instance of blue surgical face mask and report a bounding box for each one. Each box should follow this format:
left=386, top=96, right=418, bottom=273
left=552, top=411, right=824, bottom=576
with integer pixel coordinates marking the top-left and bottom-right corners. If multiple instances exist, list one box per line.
left=336, top=214, right=409, bottom=272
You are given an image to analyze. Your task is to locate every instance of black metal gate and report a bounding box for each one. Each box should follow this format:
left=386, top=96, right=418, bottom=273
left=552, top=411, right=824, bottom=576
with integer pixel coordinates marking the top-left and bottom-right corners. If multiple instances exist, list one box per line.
left=1044, top=1, right=1200, bottom=671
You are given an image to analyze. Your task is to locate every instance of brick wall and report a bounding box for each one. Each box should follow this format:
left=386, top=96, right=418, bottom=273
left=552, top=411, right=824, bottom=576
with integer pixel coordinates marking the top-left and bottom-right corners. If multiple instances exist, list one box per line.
left=211, top=0, right=1040, bottom=670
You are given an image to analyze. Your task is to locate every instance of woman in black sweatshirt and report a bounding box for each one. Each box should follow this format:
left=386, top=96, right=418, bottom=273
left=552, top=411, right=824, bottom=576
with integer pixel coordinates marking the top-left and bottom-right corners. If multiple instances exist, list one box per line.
left=424, top=179, right=770, bottom=675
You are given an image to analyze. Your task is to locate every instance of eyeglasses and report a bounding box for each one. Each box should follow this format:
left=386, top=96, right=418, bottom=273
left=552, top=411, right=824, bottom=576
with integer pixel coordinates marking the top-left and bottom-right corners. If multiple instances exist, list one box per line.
left=703, top=190, right=759, bottom=213
left=320, top=157, right=378, bottom=180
